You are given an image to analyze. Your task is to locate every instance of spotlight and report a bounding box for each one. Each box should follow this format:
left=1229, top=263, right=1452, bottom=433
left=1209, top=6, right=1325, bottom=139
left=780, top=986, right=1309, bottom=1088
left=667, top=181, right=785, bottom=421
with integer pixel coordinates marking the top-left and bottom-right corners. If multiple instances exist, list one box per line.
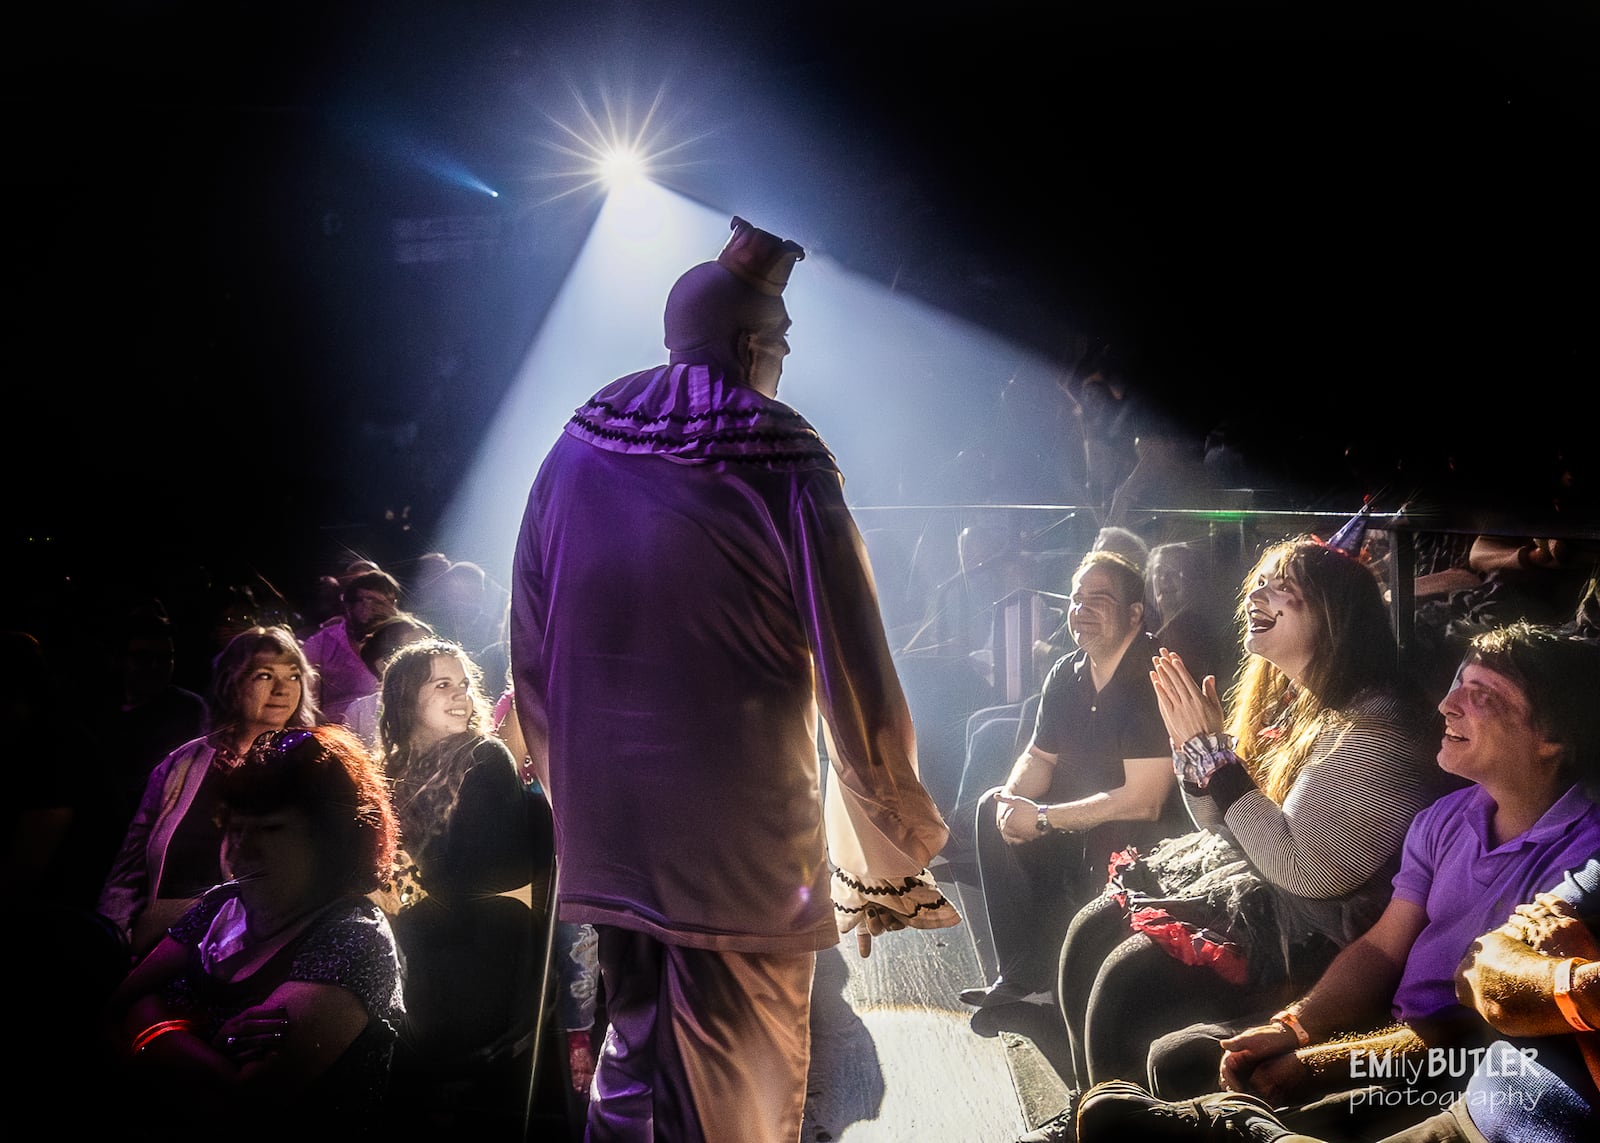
left=597, top=145, right=647, bottom=190
left=527, top=83, right=706, bottom=205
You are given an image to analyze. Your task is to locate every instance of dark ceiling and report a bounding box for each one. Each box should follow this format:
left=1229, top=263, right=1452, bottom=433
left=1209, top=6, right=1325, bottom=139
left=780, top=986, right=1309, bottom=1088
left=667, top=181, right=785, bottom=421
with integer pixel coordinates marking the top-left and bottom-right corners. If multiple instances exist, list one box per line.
left=15, top=2, right=1598, bottom=587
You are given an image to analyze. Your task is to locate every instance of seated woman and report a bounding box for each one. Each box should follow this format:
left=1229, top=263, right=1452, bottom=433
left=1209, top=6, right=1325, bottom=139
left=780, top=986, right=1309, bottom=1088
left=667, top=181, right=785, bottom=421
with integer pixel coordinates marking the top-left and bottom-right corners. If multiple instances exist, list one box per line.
left=1019, top=533, right=1444, bottom=1142
left=374, top=638, right=544, bottom=1125
left=104, top=725, right=404, bottom=1141
left=99, top=625, right=319, bottom=960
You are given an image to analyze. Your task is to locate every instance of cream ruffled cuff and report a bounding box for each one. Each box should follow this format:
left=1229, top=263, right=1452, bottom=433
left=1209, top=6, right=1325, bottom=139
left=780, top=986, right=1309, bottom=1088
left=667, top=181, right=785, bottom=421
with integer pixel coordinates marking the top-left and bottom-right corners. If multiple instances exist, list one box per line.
left=831, top=867, right=962, bottom=937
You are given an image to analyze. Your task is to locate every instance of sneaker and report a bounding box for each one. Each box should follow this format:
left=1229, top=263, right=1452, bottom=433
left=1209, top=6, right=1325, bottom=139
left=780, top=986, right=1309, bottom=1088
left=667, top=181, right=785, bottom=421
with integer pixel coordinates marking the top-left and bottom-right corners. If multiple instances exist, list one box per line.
left=1075, top=1080, right=1292, bottom=1142
left=1015, top=1089, right=1080, bottom=1143
left=959, top=977, right=1031, bottom=1008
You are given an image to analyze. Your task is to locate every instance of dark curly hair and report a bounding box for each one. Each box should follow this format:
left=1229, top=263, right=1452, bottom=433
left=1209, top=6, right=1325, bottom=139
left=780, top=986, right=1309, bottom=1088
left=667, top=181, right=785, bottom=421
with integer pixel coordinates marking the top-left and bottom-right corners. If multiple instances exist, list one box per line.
left=224, top=725, right=399, bottom=895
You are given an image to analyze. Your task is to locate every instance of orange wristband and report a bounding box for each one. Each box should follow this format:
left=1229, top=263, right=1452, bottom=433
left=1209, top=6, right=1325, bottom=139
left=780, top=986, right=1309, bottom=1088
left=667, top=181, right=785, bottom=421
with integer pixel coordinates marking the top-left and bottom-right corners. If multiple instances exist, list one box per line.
left=1272, top=1008, right=1312, bottom=1046
left=1553, top=958, right=1595, bottom=1032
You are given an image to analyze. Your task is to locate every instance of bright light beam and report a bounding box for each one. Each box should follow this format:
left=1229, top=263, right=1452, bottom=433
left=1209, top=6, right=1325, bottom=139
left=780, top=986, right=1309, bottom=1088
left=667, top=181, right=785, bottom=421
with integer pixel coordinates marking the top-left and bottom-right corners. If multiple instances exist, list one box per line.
left=521, top=80, right=711, bottom=206
left=435, top=183, right=1064, bottom=587
left=597, top=144, right=647, bottom=190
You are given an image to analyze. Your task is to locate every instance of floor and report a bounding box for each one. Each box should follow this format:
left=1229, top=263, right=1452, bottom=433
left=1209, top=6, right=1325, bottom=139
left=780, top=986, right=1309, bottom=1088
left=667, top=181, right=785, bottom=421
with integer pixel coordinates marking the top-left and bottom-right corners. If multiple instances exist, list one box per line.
left=799, top=848, right=1075, bottom=1143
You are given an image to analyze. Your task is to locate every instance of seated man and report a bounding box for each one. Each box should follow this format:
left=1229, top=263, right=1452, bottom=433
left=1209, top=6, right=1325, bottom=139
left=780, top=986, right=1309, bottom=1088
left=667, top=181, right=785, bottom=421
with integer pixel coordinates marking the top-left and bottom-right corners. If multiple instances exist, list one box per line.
left=962, top=550, right=1184, bottom=1030
left=1071, top=623, right=1600, bottom=1141
left=1075, top=855, right=1599, bottom=1143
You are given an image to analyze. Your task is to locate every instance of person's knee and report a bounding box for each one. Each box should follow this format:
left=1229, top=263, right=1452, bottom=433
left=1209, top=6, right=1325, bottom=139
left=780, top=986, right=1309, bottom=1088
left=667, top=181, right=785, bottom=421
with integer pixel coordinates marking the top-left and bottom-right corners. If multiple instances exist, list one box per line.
left=1146, top=1023, right=1230, bottom=1099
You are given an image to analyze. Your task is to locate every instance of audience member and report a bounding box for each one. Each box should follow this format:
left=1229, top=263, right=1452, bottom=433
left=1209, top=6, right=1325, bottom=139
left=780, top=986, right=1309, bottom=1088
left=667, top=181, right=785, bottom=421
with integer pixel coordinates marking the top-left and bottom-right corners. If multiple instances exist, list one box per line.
left=1132, top=622, right=1600, bottom=1140
left=1033, top=526, right=1151, bottom=667
left=373, top=637, right=545, bottom=1128
left=103, top=724, right=404, bottom=1142
left=1145, top=542, right=1240, bottom=695
left=99, top=625, right=319, bottom=959
left=412, top=559, right=501, bottom=655
left=962, top=550, right=1183, bottom=1042
left=340, top=612, right=435, bottom=749
left=302, top=568, right=401, bottom=724
left=400, top=551, right=452, bottom=614
left=1091, top=525, right=1151, bottom=572
left=1075, top=855, right=1599, bottom=1143
left=1411, top=533, right=1596, bottom=700
left=296, top=574, right=344, bottom=640
left=1017, top=533, right=1441, bottom=1142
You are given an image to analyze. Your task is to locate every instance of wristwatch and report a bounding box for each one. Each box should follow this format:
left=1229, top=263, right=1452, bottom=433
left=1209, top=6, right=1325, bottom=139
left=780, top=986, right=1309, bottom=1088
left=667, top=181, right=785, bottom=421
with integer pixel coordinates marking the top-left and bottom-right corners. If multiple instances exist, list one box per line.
left=1036, top=805, right=1052, bottom=834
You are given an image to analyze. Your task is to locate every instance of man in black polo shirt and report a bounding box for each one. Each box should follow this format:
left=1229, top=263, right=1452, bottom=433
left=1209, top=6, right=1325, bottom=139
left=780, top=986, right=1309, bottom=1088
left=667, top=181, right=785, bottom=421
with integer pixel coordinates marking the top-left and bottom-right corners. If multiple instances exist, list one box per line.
left=962, top=549, right=1182, bottom=1031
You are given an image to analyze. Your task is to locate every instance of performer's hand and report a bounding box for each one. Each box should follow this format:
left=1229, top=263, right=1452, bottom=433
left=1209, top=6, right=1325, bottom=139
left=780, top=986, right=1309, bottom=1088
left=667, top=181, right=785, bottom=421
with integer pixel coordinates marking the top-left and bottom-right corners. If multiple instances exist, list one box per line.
left=858, top=930, right=872, bottom=958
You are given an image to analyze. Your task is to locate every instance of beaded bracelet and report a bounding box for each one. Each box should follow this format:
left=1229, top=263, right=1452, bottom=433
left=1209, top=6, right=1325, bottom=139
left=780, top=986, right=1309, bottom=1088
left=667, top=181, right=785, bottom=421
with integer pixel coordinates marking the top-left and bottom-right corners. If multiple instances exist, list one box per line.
left=1174, top=733, right=1239, bottom=789
left=1553, top=957, right=1595, bottom=1032
left=131, top=1018, right=195, bottom=1056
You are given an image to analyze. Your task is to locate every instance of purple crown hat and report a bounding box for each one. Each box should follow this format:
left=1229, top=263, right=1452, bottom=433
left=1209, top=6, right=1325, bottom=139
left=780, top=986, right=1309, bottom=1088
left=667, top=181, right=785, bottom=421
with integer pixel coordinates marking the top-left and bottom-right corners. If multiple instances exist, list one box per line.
left=1319, top=503, right=1371, bottom=559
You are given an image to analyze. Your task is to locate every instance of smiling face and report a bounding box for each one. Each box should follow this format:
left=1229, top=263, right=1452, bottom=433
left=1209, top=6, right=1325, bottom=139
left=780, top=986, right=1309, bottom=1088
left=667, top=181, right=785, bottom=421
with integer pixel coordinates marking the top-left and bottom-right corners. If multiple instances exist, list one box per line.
left=1242, top=558, right=1317, bottom=682
left=1066, top=564, right=1140, bottom=659
left=1436, top=662, right=1562, bottom=786
left=1148, top=546, right=1196, bottom=621
left=412, top=653, right=473, bottom=751
left=237, top=653, right=304, bottom=737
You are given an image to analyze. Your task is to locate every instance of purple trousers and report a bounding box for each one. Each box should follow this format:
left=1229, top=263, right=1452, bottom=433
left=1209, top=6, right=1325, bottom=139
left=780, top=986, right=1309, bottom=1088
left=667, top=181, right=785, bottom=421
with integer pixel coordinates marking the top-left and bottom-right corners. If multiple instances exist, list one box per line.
left=588, top=925, right=815, bottom=1143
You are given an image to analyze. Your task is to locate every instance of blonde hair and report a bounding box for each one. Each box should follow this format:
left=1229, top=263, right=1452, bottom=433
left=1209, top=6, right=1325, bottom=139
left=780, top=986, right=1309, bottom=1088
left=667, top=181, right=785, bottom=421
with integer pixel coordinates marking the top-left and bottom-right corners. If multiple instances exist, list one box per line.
left=1224, top=537, right=1402, bottom=803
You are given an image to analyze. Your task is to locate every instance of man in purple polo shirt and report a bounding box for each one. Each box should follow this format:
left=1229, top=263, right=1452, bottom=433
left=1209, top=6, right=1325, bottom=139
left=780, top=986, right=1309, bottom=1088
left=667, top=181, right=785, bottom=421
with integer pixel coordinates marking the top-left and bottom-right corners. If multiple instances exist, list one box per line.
left=1129, top=621, right=1600, bottom=1140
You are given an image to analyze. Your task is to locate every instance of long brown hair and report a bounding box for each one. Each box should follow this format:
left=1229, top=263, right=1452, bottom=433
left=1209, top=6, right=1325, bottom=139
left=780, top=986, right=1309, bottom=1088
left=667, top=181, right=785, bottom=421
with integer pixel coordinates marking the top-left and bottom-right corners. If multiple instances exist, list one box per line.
left=1225, top=537, right=1403, bottom=803
left=375, top=639, right=493, bottom=860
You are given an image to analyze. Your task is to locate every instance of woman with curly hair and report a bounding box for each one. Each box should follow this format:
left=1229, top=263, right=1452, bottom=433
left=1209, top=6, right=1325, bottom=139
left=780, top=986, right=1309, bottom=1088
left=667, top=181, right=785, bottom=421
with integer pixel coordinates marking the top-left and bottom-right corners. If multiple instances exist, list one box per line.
left=106, top=724, right=405, bottom=1140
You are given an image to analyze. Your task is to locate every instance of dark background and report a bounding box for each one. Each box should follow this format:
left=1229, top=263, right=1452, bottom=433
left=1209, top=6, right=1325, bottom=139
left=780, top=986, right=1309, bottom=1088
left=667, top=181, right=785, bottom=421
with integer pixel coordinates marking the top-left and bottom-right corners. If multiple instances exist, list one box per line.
left=13, top=2, right=1597, bottom=606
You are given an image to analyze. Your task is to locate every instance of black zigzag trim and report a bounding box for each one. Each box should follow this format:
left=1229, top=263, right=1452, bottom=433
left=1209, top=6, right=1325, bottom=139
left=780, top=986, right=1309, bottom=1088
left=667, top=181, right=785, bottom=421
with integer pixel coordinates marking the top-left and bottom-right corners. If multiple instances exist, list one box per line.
left=832, top=870, right=928, bottom=896
left=833, top=897, right=952, bottom=918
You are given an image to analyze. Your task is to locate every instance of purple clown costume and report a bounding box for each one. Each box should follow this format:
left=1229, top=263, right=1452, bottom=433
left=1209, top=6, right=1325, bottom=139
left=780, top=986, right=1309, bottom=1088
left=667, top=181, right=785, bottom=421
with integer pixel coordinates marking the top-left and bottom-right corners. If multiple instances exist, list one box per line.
left=510, top=217, right=959, bottom=1142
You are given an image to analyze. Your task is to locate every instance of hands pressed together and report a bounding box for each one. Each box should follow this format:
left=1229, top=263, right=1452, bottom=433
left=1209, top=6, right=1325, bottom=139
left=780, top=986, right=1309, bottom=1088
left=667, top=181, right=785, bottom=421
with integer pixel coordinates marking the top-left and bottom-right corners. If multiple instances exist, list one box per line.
left=1149, top=648, right=1224, bottom=749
